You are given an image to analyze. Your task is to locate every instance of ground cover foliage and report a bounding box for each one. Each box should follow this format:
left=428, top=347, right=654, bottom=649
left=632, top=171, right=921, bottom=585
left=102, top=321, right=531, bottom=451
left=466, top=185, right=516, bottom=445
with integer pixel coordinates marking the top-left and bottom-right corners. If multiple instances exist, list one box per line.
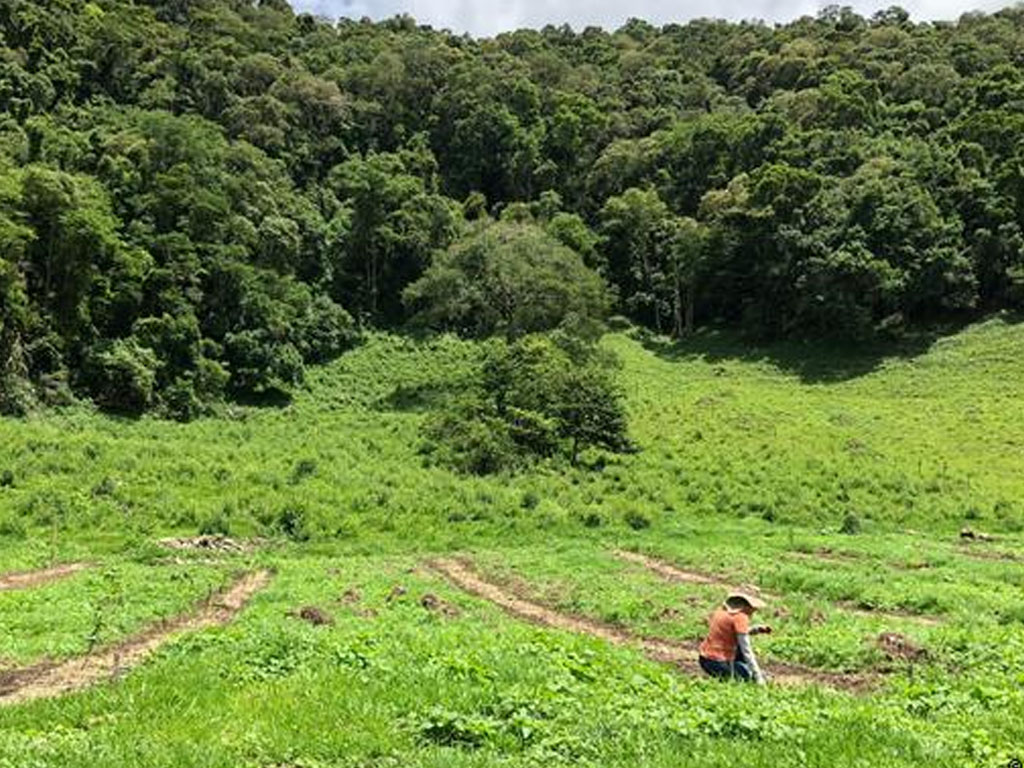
left=5, top=1, right=1024, bottom=415
left=0, top=317, right=1022, bottom=765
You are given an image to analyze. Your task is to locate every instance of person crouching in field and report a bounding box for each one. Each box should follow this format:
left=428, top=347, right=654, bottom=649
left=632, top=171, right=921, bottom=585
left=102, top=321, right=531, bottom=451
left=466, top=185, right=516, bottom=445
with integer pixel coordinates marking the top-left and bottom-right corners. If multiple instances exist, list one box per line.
left=698, top=591, right=771, bottom=685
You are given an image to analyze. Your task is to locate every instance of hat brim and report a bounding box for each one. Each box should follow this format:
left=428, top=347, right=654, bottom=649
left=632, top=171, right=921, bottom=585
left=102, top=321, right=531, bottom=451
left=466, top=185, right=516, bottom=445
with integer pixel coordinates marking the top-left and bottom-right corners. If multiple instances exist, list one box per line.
left=726, top=591, right=766, bottom=610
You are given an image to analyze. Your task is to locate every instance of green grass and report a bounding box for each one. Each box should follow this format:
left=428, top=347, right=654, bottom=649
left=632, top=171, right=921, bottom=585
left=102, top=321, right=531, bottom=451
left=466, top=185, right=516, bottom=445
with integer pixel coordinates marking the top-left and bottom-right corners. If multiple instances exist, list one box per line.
left=1, top=316, right=1023, bottom=766
left=0, top=560, right=231, bottom=665
left=0, top=552, right=1020, bottom=767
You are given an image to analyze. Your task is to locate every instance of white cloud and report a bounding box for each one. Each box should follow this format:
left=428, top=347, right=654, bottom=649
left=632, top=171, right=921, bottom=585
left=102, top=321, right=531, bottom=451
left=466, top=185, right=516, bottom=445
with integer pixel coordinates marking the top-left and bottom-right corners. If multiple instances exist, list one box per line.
left=290, top=0, right=1015, bottom=36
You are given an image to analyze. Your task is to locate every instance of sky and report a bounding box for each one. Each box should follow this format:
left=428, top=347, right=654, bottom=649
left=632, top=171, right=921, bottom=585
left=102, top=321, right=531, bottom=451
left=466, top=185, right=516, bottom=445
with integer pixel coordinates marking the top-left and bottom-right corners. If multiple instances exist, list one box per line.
left=289, top=0, right=1012, bottom=37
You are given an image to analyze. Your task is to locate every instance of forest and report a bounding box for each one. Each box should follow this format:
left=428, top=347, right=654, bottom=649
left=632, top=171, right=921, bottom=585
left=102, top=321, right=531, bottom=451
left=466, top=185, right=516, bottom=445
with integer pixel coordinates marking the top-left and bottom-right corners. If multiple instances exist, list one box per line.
left=2, top=0, right=1024, bottom=417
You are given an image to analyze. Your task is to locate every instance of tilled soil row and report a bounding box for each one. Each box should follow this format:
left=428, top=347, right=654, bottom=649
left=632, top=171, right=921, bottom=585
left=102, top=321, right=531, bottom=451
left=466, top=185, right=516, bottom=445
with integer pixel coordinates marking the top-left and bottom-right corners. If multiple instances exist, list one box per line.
left=615, top=550, right=942, bottom=627
left=0, top=563, right=90, bottom=591
left=431, top=557, right=875, bottom=692
left=0, top=569, right=273, bottom=706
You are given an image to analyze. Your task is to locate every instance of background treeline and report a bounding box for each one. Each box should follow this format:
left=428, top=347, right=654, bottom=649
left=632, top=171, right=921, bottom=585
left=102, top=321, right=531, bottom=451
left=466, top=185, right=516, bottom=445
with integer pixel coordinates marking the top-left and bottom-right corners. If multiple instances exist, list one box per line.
left=3, top=0, right=1024, bottom=416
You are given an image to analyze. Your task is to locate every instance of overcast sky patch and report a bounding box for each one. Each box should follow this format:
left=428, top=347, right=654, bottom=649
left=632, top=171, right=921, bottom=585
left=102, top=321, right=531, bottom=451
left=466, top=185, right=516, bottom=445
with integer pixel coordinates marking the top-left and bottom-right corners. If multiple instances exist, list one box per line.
left=290, top=0, right=1013, bottom=37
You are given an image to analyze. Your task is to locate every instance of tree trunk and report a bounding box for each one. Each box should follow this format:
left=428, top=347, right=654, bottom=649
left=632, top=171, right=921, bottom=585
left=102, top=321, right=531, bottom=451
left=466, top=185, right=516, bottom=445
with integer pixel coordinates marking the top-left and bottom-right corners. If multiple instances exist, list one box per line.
left=672, top=259, right=684, bottom=338
left=685, top=277, right=695, bottom=336
left=639, top=241, right=661, bottom=334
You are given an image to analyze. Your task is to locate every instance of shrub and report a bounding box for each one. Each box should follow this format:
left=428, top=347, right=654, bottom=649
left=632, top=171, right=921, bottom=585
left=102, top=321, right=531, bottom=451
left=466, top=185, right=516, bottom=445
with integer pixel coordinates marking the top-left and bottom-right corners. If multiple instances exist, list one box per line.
left=421, top=335, right=630, bottom=474
left=275, top=503, right=311, bottom=541
left=83, top=339, right=159, bottom=413
left=624, top=510, right=652, bottom=530
left=422, top=402, right=521, bottom=475
left=198, top=508, right=231, bottom=536
left=840, top=512, right=861, bottom=534
left=0, top=514, right=26, bottom=538
left=161, top=376, right=204, bottom=422
left=520, top=490, right=541, bottom=510
left=290, top=458, right=318, bottom=484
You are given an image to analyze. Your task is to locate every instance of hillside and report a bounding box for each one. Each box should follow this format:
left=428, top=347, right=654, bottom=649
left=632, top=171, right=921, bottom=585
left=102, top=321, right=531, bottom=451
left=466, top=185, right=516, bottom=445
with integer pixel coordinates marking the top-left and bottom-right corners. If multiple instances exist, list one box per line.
left=4, top=1, right=1024, bottom=415
left=0, top=318, right=1022, bottom=765
left=2, top=315, right=1022, bottom=543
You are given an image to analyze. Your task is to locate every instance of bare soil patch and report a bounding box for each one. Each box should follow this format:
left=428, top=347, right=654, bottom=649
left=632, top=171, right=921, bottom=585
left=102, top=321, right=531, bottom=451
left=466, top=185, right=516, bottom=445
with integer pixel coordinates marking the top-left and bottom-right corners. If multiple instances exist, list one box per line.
left=431, top=557, right=874, bottom=692
left=0, top=569, right=272, bottom=706
left=339, top=587, right=362, bottom=605
left=615, top=550, right=777, bottom=598
left=0, top=563, right=90, bottom=591
left=956, top=543, right=1024, bottom=563
left=157, top=535, right=257, bottom=553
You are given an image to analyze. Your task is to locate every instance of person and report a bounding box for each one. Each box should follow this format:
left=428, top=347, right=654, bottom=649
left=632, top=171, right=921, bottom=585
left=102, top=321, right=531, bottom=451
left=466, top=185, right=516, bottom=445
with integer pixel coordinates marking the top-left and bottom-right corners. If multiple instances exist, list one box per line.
left=698, top=591, right=772, bottom=685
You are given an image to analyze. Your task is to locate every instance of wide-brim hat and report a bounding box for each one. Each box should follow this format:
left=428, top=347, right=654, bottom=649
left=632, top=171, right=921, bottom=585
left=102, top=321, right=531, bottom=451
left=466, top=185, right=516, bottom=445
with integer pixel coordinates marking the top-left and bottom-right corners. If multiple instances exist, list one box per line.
left=725, top=591, right=766, bottom=611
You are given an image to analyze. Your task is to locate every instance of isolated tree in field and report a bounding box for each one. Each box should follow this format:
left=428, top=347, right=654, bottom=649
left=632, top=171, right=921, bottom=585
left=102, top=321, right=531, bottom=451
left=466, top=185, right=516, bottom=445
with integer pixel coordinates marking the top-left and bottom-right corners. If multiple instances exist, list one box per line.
left=404, top=220, right=610, bottom=339
left=423, top=334, right=630, bottom=473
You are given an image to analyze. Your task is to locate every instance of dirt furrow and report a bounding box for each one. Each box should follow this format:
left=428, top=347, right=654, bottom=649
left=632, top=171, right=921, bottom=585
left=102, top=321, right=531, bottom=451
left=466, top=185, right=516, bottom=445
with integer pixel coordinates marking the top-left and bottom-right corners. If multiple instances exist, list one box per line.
left=616, top=550, right=941, bottom=627
left=431, top=557, right=872, bottom=692
left=0, top=563, right=90, bottom=591
left=0, top=569, right=272, bottom=706
left=615, top=550, right=779, bottom=598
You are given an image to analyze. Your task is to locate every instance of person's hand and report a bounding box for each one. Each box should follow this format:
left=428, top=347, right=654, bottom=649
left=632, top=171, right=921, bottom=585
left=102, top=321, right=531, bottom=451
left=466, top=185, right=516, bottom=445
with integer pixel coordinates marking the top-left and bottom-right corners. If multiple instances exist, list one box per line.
left=751, top=625, right=773, bottom=636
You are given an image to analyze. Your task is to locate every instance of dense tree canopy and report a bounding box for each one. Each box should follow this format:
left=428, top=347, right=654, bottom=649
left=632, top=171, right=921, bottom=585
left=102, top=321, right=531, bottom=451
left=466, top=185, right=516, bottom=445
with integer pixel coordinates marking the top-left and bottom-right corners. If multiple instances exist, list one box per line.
left=404, top=219, right=610, bottom=339
left=3, top=1, right=1024, bottom=413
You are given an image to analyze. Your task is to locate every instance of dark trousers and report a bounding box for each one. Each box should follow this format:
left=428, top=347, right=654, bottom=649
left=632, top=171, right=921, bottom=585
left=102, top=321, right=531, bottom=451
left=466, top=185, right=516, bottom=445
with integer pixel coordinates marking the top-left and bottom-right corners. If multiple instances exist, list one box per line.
left=699, top=654, right=755, bottom=682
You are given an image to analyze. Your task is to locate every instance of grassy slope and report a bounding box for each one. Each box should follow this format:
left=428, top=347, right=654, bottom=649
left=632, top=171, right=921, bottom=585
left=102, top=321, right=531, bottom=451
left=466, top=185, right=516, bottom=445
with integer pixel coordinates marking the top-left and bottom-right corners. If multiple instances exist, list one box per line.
left=0, top=316, right=1022, bottom=766
left=3, top=318, right=1023, bottom=544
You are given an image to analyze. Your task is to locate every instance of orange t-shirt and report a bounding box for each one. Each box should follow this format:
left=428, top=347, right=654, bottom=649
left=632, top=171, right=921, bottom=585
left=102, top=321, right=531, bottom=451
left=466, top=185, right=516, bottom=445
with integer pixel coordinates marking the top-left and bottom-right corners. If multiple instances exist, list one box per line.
left=698, top=608, right=750, bottom=662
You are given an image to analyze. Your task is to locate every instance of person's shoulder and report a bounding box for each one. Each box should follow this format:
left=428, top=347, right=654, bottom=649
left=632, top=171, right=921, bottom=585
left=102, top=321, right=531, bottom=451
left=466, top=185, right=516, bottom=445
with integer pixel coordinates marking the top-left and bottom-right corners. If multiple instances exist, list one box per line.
left=732, top=611, right=751, bottom=633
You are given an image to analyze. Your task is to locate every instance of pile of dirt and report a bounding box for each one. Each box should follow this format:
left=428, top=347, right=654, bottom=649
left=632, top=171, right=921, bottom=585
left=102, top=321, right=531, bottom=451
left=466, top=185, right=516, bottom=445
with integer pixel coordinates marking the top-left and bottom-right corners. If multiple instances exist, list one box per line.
left=0, top=563, right=89, bottom=591
left=288, top=606, right=334, bottom=626
left=339, top=588, right=362, bottom=605
left=0, top=569, right=272, bottom=706
left=158, top=535, right=255, bottom=553
left=420, top=593, right=461, bottom=618
left=876, top=632, right=927, bottom=662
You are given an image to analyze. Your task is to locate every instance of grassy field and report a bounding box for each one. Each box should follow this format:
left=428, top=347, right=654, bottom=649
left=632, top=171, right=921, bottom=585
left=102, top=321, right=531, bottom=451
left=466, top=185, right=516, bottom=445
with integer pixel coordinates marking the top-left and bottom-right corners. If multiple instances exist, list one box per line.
left=0, top=315, right=1022, bottom=766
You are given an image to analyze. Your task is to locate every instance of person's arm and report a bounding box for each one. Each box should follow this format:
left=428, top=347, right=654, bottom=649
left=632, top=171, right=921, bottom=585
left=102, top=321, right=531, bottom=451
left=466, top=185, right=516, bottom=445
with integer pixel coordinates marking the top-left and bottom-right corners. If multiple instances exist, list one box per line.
left=736, top=633, right=767, bottom=685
